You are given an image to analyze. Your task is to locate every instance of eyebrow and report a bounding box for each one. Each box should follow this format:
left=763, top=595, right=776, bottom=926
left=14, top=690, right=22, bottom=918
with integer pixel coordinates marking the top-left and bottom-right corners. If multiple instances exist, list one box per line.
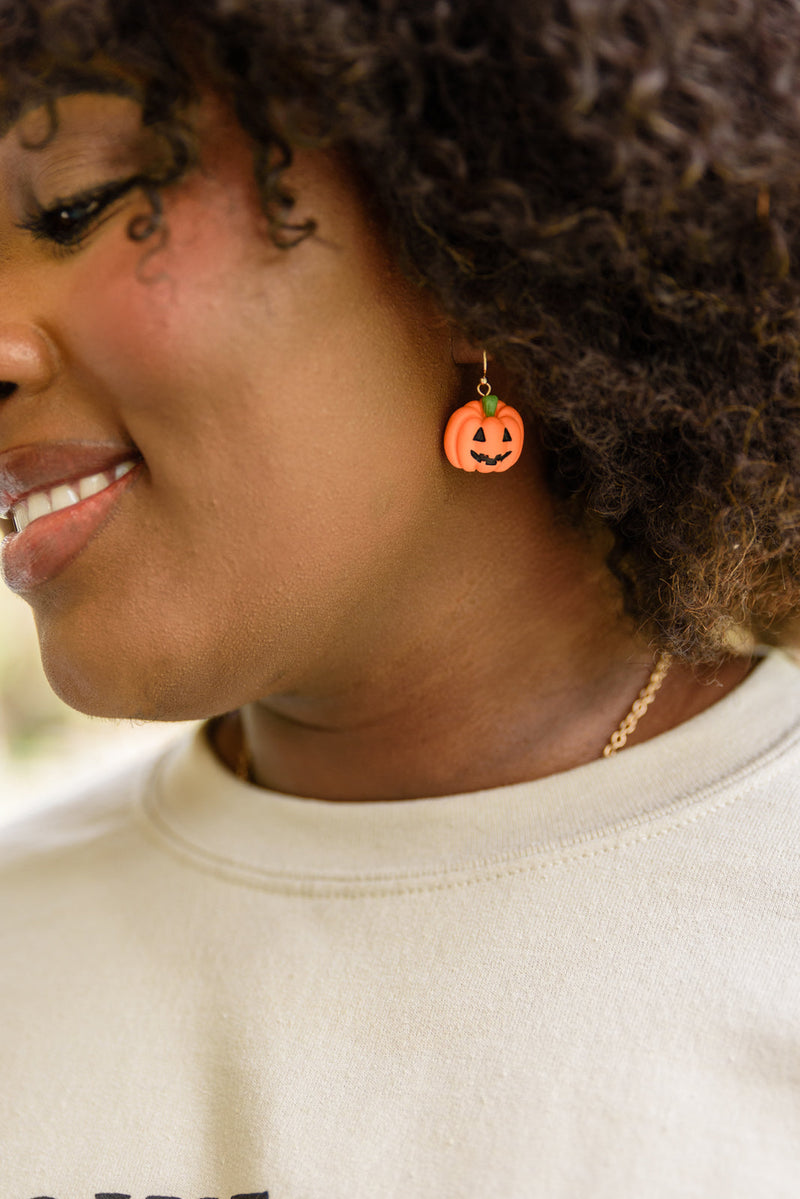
left=0, top=71, right=143, bottom=140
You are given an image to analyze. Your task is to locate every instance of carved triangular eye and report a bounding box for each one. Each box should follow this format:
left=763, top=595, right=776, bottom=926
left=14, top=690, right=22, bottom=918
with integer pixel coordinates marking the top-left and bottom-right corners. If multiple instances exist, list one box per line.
left=502, top=428, right=512, bottom=442
left=473, top=427, right=486, bottom=442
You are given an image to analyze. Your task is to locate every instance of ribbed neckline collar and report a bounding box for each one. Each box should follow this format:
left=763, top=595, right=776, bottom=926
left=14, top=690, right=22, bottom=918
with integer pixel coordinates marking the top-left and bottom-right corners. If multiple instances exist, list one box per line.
left=139, top=652, right=800, bottom=895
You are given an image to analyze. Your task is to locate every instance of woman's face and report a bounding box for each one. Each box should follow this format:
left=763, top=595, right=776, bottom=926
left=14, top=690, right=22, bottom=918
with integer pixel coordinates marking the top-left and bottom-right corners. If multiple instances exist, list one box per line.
left=0, top=90, right=459, bottom=719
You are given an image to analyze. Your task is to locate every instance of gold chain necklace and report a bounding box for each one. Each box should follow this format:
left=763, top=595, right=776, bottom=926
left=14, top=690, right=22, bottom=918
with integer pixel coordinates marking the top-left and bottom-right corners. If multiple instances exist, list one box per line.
left=601, top=652, right=672, bottom=758
left=234, top=652, right=674, bottom=781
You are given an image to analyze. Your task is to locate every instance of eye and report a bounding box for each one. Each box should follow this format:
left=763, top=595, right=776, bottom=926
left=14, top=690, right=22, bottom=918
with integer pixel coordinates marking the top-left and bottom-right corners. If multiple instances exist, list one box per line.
left=16, top=175, right=143, bottom=251
left=503, top=428, right=512, bottom=441
left=473, top=427, right=486, bottom=442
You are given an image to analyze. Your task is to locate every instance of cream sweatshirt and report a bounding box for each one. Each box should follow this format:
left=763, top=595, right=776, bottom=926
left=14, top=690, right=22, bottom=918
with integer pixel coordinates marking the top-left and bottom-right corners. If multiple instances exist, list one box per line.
left=1, top=651, right=800, bottom=1199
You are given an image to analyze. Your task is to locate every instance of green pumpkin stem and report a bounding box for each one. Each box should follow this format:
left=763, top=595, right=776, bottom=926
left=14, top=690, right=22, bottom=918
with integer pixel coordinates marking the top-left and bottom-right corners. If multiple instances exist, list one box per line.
left=481, top=393, right=499, bottom=418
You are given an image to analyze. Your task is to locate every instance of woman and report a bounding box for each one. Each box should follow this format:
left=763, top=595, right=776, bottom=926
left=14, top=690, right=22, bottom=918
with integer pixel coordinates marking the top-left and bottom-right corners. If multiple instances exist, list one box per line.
left=1, top=1, right=798, bottom=1195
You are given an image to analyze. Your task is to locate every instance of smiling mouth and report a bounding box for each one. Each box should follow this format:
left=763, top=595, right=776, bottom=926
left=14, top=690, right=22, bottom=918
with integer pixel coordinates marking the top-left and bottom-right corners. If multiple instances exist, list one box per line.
left=0, top=457, right=142, bottom=593
left=7, top=459, right=138, bottom=532
left=470, top=450, right=512, bottom=466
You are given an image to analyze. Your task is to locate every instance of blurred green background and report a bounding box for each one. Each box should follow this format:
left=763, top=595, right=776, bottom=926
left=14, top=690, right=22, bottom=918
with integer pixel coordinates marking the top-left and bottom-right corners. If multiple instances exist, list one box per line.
left=0, top=584, right=188, bottom=826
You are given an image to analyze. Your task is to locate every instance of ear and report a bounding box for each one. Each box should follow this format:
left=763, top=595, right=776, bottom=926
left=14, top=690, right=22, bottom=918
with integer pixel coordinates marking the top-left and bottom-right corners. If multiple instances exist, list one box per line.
left=450, top=331, right=487, bottom=366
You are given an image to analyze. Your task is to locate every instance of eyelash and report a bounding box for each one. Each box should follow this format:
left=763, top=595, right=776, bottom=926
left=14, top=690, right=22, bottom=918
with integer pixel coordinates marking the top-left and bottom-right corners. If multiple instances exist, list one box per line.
left=16, top=176, right=144, bottom=254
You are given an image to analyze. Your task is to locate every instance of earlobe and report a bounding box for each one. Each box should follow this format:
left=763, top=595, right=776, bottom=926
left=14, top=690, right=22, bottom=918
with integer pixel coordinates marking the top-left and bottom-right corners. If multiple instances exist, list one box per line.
left=449, top=331, right=485, bottom=365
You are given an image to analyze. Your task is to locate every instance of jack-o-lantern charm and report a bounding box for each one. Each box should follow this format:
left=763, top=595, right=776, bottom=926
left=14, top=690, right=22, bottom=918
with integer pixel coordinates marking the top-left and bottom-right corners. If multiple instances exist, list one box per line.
left=444, top=391, right=524, bottom=473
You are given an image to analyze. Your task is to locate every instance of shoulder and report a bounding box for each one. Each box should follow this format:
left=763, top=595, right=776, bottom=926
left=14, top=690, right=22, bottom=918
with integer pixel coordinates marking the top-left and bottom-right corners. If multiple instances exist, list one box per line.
left=0, top=728, right=198, bottom=895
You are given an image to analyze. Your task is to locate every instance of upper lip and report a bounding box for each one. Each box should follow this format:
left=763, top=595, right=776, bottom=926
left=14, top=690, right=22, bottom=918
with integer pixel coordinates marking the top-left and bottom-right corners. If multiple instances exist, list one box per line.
left=0, top=441, right=141, bottom=515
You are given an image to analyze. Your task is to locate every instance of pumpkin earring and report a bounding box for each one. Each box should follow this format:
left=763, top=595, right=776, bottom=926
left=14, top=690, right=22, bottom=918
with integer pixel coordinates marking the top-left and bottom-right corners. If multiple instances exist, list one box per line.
left=443, top=351, right=524, bottom=473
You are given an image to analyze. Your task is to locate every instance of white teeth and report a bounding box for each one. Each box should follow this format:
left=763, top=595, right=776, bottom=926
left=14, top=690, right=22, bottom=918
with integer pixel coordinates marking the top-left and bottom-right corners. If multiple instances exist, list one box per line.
left=50, top=483, right=80, bottom=513
left=27, top=490, right=53, bottom=522
left=78, top=473, right=109, bottom=501
left=9, top=458, right=138, bottom=535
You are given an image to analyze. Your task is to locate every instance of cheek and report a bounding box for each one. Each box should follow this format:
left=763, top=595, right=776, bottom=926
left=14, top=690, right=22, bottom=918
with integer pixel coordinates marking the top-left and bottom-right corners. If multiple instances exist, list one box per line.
left=62, top=218, right=237, bottom=404
left=74, top=285, right=162, bottom=385
left=60, top=233, right=430, bottom=578
left=60, top=172, right=449, bottom=555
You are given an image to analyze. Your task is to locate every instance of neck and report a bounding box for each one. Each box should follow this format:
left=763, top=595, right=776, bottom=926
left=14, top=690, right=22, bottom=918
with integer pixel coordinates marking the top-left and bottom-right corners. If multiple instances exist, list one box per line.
left=212, top=457, right=751, bottom=801
left=215, top=653, right=750, bottom=801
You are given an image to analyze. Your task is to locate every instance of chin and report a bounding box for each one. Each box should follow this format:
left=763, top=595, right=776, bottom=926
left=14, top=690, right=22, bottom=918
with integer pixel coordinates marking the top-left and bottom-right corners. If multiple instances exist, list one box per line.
left=36, top=630, right=203, bottom=723
left=30, top=582, right=287, bottom=722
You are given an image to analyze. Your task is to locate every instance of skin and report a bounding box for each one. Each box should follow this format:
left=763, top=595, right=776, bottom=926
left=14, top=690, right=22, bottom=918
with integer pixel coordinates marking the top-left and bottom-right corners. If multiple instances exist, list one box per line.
left=0, top=88, right=751, bottom=801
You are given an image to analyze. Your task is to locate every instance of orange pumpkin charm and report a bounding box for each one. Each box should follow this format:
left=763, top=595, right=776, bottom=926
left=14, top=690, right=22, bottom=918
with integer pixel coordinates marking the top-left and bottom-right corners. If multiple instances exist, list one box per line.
left=444, top=392, right=524, bottom=473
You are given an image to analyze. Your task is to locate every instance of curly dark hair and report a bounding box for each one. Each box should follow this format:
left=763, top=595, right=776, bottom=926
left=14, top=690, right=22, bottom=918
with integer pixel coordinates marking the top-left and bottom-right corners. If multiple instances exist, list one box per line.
left=2, top=0, right=800, bottom=662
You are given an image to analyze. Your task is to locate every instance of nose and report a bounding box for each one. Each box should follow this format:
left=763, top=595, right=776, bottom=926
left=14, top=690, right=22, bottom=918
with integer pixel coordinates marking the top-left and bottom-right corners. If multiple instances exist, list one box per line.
left=0, top=324, right=59, bottom=400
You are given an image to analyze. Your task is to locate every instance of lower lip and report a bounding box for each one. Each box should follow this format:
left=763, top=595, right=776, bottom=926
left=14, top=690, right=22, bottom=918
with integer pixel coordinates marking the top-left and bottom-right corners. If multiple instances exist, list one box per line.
left=0, top=464, right=142, bottom=594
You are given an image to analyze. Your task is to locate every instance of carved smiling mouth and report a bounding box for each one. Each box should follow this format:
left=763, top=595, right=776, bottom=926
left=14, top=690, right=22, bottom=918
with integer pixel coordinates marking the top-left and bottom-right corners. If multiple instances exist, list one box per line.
left=470, top=450, right=512, bottom=465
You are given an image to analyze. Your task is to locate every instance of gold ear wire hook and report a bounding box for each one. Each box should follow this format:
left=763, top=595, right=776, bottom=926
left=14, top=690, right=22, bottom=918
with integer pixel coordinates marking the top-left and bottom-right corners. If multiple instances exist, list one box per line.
left=477, top=350, right=491, bottom=398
